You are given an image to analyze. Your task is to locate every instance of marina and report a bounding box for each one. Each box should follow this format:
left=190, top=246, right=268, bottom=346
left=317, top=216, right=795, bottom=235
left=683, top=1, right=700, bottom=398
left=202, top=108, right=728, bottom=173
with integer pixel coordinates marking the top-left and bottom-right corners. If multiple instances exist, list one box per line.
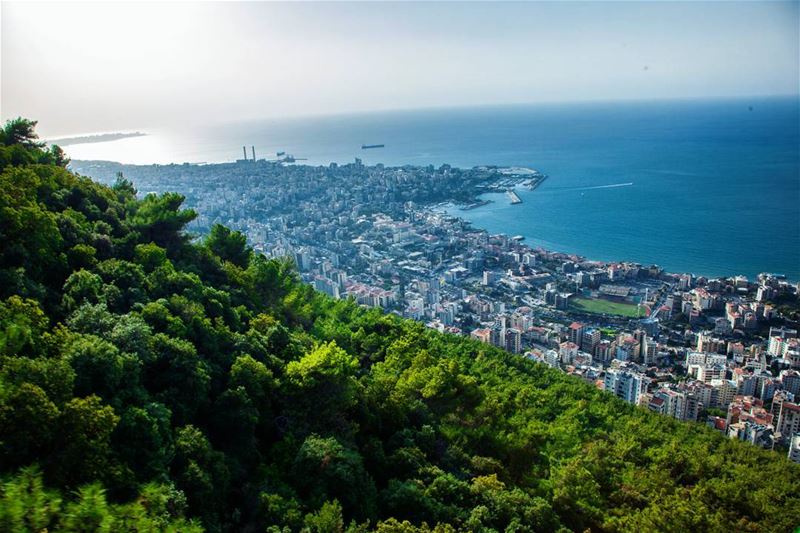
left=461, top=199, right=492, bottom=211
left=524, top=174, right=548, bottom=190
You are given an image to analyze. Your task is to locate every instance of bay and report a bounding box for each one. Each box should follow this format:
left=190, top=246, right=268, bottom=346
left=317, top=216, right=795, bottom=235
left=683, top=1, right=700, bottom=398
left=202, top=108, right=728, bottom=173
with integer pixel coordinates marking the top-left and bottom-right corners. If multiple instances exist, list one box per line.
left=65, top=96, right=800, bottom=279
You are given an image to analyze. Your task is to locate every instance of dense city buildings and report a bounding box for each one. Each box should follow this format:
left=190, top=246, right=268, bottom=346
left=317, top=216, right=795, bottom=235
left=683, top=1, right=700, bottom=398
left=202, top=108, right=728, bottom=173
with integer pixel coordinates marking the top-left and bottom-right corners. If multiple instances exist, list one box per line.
left=73, top=157, right=800, bottom=459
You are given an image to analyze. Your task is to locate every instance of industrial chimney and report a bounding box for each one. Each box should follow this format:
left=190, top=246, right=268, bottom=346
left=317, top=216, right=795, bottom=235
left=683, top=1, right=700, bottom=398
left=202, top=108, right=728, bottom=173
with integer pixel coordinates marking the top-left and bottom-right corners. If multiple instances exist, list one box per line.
left=252, top=146, right=256, bottom=162
left=242, top=146, right=247, bottom=160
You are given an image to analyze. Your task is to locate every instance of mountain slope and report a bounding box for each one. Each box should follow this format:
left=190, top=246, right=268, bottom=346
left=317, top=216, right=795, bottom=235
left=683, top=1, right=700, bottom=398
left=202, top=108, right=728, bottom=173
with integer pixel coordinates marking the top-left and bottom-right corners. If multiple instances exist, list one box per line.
left=1, top=119, right=798, bottom=532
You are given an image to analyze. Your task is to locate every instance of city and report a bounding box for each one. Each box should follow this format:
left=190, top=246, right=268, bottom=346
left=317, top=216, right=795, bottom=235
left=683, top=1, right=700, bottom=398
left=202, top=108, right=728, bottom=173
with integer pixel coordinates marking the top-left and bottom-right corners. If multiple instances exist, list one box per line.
left=73, top=155, right=800, bottom=464
left=4, top=0, right=799, bottom=529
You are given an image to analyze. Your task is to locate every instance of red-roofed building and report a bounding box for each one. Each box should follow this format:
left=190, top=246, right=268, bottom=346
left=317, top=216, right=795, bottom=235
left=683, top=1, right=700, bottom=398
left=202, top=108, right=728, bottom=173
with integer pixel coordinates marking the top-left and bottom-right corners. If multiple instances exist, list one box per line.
left=471, top=328, right=492, bottom=345
left=568, top=322, right=585, bottom=347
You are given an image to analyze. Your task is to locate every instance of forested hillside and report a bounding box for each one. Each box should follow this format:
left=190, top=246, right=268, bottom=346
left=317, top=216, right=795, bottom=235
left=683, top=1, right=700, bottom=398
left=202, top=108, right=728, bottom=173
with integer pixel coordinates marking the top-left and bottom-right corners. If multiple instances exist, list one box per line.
left=1, top=119, right=798, bottom=532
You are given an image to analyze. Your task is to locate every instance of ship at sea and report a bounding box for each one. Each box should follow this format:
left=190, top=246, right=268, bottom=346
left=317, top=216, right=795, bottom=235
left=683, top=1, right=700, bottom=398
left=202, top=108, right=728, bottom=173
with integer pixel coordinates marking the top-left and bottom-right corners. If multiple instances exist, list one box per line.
left=361, top=144, right=385, bottom=149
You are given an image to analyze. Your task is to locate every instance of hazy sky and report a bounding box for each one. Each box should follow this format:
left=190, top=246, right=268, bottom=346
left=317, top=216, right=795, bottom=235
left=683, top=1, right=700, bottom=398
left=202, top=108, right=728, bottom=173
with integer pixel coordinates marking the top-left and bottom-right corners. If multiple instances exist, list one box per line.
left=2, top=1, right=798, bottom=137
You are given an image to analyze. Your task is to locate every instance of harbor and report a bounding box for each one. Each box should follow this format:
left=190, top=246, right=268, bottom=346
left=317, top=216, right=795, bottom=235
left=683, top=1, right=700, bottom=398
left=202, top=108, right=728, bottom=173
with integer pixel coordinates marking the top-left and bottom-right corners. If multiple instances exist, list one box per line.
left=461, top=199, right=493, bottom=211
left=524, top=174, right=548, bottom=190
left=506, top=189, right=522, bottom=204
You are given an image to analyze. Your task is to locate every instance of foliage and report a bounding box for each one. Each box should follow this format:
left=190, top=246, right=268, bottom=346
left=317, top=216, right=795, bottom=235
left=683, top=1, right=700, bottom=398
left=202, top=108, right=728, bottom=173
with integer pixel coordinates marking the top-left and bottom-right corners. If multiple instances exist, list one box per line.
left=0, top=119, right=798, bottom=532
left=0, top=467, right=201, bottom=532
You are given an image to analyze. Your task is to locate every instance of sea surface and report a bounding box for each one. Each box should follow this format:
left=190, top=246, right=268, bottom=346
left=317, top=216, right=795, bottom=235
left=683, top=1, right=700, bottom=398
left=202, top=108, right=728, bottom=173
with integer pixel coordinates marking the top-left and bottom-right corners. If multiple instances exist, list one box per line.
left=64, top=96, right=800, bottom=279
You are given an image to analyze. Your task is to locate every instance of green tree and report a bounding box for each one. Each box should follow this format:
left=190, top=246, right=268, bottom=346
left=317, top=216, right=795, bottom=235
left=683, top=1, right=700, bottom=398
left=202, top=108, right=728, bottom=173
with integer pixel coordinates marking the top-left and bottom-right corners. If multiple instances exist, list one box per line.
left=0, top=296, right=49, bottom=356
left=292, top=435, right=377, bottom=521
left=172, top=425, right=230, bottom=529
left=60, top=483, right=114, bottom=533
left=62, top=270, right=105, bottom=311
left=206, top=224, right=250, bottom=267
left=113, top=403, right=174, bottom=481
left=230, top=354, right=276, bottom=411
left=286, top=341, right=360, bottom=423
left=0, top=355, right=75, bottom=405
left=134, top=242, right=169, bottom=272
left=0, top=382, right=59, bottom=468
left=209, top=386, right=259, bottom=460
left=131, top=192, right=196, bottom=252
left=1, top=118, right=45, bottom=149
left=304, top=499, right=344, bottom=533
left=54, top=395, right=119, bottom=487
left=145, top=333, right=210, bottom=425
left=0, top=466, right=61, bottom=532
left=64, top=334, right=142, bottom=404
left=50, top=144, right=70, bottom=167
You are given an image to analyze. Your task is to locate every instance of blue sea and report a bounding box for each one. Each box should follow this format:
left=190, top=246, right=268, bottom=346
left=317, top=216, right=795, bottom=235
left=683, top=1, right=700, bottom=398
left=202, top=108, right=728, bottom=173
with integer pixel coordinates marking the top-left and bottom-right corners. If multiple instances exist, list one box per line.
left=65, top=96, right=800, bottom=280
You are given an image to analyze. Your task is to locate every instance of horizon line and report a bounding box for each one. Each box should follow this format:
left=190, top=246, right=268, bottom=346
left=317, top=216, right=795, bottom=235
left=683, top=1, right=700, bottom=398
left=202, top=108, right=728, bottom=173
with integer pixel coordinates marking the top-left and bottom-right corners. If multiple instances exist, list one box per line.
left=20, top=92, right=799, bottom=139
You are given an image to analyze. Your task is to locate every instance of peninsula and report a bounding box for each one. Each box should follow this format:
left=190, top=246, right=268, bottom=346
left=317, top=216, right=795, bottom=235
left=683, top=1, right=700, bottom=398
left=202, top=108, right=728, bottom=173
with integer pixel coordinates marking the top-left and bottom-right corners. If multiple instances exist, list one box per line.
left=46, top=131, right=147, bottom=146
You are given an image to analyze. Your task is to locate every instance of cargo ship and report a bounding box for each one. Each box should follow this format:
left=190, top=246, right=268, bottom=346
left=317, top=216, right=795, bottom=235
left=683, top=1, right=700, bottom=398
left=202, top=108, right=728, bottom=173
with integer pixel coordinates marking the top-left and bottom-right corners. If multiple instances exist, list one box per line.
left=361, top=144, right=385, bottom=149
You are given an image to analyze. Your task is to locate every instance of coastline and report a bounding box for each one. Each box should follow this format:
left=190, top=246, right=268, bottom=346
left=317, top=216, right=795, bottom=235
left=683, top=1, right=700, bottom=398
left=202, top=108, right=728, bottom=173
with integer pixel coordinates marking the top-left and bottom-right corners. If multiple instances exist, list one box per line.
left=421, top=171, right=797, bottom=284
left=47, top=131, right=147, bottom=146
left=59, top=97, right=800, bottom=279
left=440, top=201, right=795, bottom=284
left=69, top=156, right=796, bottom=284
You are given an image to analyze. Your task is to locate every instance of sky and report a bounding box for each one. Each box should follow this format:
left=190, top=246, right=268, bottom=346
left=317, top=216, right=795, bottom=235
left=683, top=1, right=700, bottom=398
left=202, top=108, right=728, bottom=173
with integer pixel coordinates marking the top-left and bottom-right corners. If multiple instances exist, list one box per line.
left=2, top=1, right=798, bottom=137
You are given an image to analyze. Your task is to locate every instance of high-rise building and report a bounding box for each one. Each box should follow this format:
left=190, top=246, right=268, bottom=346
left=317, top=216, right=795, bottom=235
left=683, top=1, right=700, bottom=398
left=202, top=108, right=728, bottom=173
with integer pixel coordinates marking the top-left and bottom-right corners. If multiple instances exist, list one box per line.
left=604, top=367, right=647, bottom=404
left=768, top=327, right=798, bottom=357
left=710, top=379, right=737, bottom=408
left=544, top=350, right=560, bottom=368
left=781, top=370, right=800, bottom=397
left=581, top=328, right=601, bottom=355
left=505, top=328, right=522, bottom=354
left=594, top=340, right=617, bottom=364
left=568, top=322, right=585, bottom=347
left=559, top=341, right=579, bottom=365
left=788, top=433, right=800, bottom=464
left=615, top=335, right=640, bottom=362
left=687, top=351, right=723, bottom=366
left=642, top=338, right=658, bottom=366
left=777, top=402, right=800, bottom=441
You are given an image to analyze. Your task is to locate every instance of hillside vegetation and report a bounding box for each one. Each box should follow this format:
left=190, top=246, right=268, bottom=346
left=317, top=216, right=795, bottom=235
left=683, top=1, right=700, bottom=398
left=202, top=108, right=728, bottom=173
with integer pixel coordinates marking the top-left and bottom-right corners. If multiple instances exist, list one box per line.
left=1, top=119, right=798, bottom=532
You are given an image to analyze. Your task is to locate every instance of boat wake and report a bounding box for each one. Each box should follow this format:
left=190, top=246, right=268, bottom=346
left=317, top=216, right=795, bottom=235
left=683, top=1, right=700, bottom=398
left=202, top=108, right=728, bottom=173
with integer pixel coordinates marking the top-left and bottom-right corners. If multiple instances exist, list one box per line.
left=558, top=182, right=634, bottom=192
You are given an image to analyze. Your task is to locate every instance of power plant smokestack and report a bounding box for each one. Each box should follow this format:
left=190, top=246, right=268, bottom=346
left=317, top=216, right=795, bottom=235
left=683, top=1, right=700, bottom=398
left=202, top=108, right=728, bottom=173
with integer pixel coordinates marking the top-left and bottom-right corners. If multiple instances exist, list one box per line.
left=242, top=146, right=247, bottom=160
left=252, top=146, right=256, bottom=162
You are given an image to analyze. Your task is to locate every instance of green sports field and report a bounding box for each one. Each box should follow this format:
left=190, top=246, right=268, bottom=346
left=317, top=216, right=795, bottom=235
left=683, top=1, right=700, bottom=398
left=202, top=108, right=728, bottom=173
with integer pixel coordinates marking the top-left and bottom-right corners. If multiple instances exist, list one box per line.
left=570, top=297, right=642, bottom=318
